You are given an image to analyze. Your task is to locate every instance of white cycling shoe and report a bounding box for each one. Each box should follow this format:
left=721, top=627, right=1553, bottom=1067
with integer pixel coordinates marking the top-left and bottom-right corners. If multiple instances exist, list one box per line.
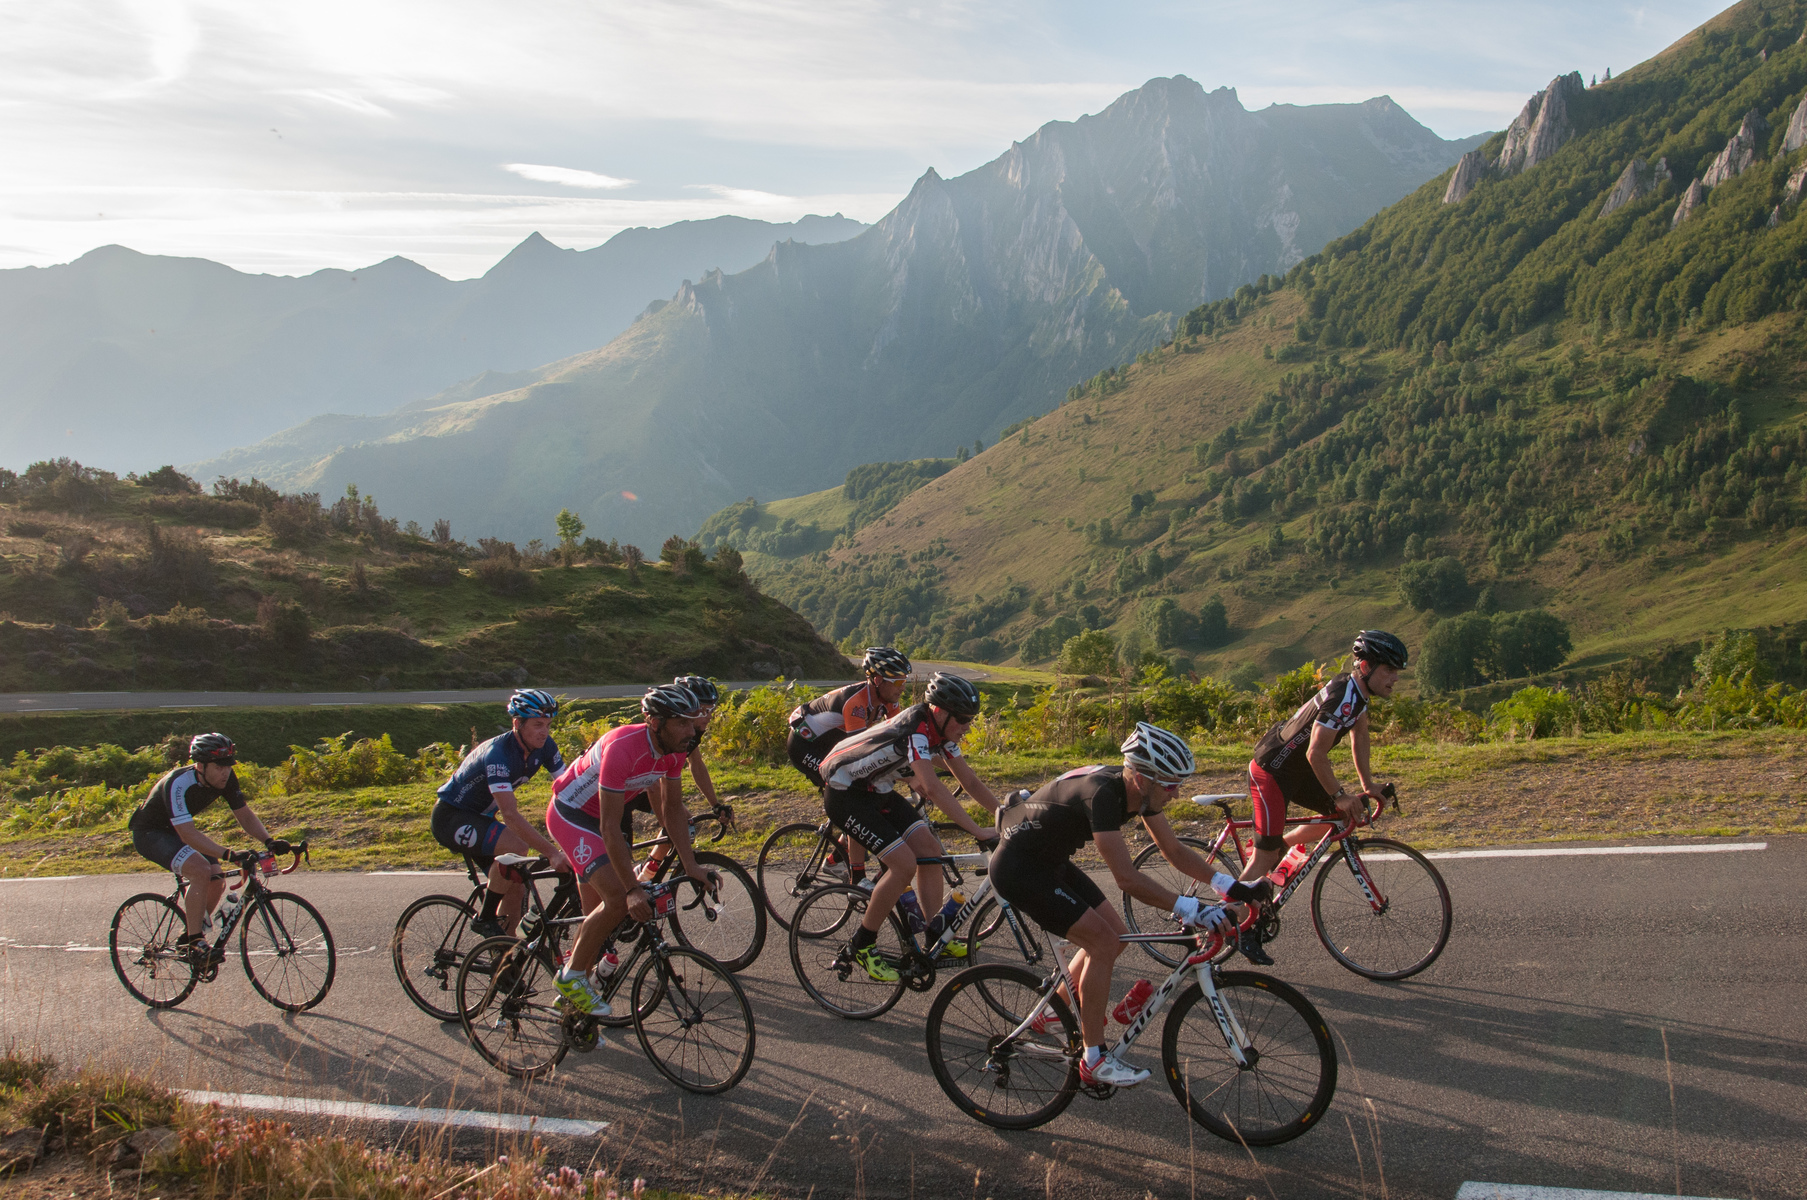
left=1079, top=1050, right=1150, bottom=1088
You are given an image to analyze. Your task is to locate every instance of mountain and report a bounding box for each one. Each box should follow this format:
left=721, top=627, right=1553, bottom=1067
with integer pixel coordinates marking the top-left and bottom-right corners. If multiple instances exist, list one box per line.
left=197, top=78, right=1486, bottom=548
left=708, top=0, right=1807, bottom=691
left=0, top=214, right=866, bottom=471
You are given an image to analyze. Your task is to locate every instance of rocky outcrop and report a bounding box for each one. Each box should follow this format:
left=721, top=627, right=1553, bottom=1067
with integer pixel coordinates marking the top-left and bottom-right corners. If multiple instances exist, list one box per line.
left=1497, top=72, right=1585, bottom=174
left=1786, top=162, right=1807, bottom=203
left=1784, top=92, right=1807, bottom=154
left=1443, top=150, right=1486, bottom=203
left=1599, top=156, right=1671, bottom=217
left=1702, top=109, right=1766, bottom=186
left=1672, top=178, right=1707, bottom=228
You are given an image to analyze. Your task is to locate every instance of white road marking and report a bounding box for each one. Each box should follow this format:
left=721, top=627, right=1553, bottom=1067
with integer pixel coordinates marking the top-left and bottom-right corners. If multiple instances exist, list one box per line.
left=0, top=875, right=85, bottom=883
left=1456, top=1183, right=1732, bottom=1200
left=1378, top=842, right=1768, bottom=862
left=179, top=1090, right=607, bottom=1136
left=367, top=870, right=466, bottom=876
left=160, top=703, right=216, bottom=708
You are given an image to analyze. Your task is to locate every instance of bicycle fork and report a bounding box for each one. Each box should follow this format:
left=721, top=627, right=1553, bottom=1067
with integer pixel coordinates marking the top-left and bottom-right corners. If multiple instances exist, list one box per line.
left=1339, top=844, right=1390, bottom=914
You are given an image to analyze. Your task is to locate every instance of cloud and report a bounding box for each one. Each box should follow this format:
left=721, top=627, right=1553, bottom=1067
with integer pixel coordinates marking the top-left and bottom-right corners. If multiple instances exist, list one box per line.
left=686, top=184, right=794, bottom=207
left=503, top=163, right=637, bottom=190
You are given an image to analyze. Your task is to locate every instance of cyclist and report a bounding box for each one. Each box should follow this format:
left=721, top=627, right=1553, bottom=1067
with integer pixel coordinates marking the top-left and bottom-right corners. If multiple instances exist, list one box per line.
left=816, top=671, right=1001, bottom=982
left=631, top=674, right=732, bottom=883
left=1221, top=629, right=1408, bottom=964
left=989, top=722, right=1231, bottom=1088
left=545, top=683, right=721, bottom=1013
left=431, top=688, right=572, bottom=938
left=127, top=733, right=284, bottom=963
left=787, top=646, right=912, bottom=886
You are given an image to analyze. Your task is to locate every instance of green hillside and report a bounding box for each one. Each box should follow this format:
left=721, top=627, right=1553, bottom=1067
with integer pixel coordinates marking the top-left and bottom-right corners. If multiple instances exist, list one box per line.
left=705, top=0, right=1807, bottom=695
left=0, top=464, right=849, bottom=692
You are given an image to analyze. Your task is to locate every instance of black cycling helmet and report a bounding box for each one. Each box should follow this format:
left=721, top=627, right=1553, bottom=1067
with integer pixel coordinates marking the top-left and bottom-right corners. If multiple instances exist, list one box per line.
left=189, top=732, right=237, bottom=765
left=674, top=675, right=721, bottom=706
left=861, top=646, right=912, bottom=680
left=642, top=683, right=704, bottom=719
left=506, top=688, right=560, bottom=720
left=1351, top=630, right=1408, bottom=669
left=924, top=672, right=982, bottom=720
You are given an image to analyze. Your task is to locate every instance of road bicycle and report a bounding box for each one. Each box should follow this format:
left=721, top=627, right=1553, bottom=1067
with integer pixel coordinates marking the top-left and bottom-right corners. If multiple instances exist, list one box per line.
left=1123, top=783, right=1452, bottom=980
left=925, top=918, right=1337, bottom=1144
left=110, top=841, right=335, bottom=1013
left=392, top=806, right=763, bottom=1020
left=454, top=877, right=756, bottom=1094
left=787, top=848, right=1035, bottom=1020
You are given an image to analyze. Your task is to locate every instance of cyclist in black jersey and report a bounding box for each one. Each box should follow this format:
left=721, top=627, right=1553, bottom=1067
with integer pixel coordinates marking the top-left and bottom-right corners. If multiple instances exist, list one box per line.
left=991, top=722, right=1231, bottom=1088
left=127, top=733, right=282, bottom=962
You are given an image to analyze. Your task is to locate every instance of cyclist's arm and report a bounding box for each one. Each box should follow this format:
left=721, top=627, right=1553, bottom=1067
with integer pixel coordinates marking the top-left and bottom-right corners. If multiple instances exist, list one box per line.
left=1096, top=831, right=1179, bottom=909
left=175, top=820, right=230, bottom=860
left=652, top=776, right=709, bottom=881
left=686, top=748, right=721, bottom=809
left=908, top=758, right=988, bottom=837
left=597, top=788, right=653, bottom=919
left=942, top=754, right=1002, bottom=816
left=231, top=806, right=272, bottom=846
left=491, top=788, right=568, bottom=869
left=1350, top=713, right=1377, bottom=795
left=1305, top=722, right=1344, bottom=798
left=1139, top=810, right=1219, bottom=882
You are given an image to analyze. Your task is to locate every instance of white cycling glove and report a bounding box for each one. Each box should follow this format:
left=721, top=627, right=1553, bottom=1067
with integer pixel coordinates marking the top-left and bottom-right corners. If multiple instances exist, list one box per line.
left=1173, top=895, right=1234, bottom=932
left=1171, top=895, right=1203, bottom=925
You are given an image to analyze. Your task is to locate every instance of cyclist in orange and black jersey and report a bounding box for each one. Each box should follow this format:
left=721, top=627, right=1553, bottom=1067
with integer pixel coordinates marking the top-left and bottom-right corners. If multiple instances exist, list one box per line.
left=787, top=646, right=912, bottom=884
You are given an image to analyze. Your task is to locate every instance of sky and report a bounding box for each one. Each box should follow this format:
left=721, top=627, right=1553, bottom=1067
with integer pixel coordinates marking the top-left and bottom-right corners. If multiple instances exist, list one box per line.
left=0, top=0, right=1736, bottom=281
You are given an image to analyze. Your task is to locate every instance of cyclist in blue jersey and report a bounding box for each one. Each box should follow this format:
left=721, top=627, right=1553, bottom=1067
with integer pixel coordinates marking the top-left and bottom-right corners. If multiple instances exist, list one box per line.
left=432, top=688, right=572, bottom=937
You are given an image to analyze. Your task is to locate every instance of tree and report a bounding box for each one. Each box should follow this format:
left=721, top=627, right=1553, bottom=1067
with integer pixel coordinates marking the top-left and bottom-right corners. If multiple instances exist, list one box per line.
left=1197, top=595, right=1230, bottom=647
left=555, top=508, right=585, bottom=545
left=621, top=544, right=645, bottom=580
left=1397, top=556, right=1472, bottom=611
left=1489, top=610, right=1572, bottom=678
left=1056, top=629, right=1116, bottom=677
left=1418, top=612, right=1494, bottom=692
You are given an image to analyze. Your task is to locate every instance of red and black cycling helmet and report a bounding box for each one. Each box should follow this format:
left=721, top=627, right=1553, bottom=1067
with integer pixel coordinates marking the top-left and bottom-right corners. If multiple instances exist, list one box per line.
left=189, top=732, right=237, bottom=765
left=1351, top=630, right=1408, bottom=670
left=643, top=683, right=705, bottom=720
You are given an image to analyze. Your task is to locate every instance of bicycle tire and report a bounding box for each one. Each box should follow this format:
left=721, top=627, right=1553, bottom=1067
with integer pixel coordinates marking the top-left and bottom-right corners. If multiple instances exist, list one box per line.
left=1310, top=836, right=1452, bottom=980
left=968, top=896, right=1007, bottom=946
left=1162, top=971, right=1336, bottom=1146
left=926, top=964, right=1079, bottom=1130
left=240, top=891, right=337, bottom=1013
left=788, top=884, right=909, bottom=1020
left=1124, top=836, right=1242, bottom=967
left=632, top=947, right=756, bottom=1094
left=456, top=936, right=569, bottom=1080
left=110, top=893, right=197, bottom=1009
left=391, top=893, right=479, bottom=1020
left=670, top=851, right=767, bottom=972
left=756, top=822, right=836, bottom=932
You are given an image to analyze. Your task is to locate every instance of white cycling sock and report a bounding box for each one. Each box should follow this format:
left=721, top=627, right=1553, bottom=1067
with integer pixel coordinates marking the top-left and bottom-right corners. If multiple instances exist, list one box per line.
left=557, top=965, right=584, bottom=982
left=1083, top=1045, right=1103, bottom=1067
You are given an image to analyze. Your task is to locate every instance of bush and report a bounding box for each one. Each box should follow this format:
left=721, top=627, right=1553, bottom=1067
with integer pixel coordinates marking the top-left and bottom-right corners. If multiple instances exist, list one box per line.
left=1489, top=609, right=1572, bottom=678
left=1491, top=685, right=1578, bottom=739
left=1397, top=556, right=1472, bottom=611
left=272, top=733, right=454, bottom=792
left=473, top=557, right=533, bottom=595
left=1057, top=629, right=1117, bottom=676
left=1693, top=629, right=1768, bottom=686
left=264, top=493, right=329, bottom=545
left=1418, top=612, right=1494, bottom=692
left=135, top=465, right=200, bottom=494
left=705, top=682, right=819, bottom=763
left=2, top=742, right=165, bottom=800
left=256, top=596, right=312, bottom=654
left=141, top=521, right=215, bottom=599
left=1197, top=594, right=1230, bottom=647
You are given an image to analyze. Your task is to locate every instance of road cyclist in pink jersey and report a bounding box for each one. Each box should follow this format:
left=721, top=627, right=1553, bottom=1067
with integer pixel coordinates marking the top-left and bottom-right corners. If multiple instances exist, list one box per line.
left=544, top=683, right=721, bottom=1014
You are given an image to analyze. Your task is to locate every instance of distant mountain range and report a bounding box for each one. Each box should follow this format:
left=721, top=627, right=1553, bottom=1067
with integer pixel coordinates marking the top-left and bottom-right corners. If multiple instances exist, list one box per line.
left=198, top=77, right=1486, bottom=548
left=0, top=214, right=866, bottom=470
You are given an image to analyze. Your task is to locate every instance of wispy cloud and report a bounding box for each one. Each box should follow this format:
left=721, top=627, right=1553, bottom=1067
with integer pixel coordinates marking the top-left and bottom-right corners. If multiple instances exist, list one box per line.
left=504, top=163, right=637, bottom=190
left=686, top=184, right=794, bottom=206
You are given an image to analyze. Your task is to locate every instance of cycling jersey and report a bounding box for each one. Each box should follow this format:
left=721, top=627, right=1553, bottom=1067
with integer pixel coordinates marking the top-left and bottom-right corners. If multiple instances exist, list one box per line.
left=550, top=723, right=684, bottom=819
left=436, top=732, right=566, bottom=815
left=997, top=765, right=1134, bottom=859
left=788, top=682, right=898, bottom=740
left=820, top=701, right=963, bottom=793
left=128, top=766, right=247, bottom=834
left=1251, top=673, right=1368, bottom=798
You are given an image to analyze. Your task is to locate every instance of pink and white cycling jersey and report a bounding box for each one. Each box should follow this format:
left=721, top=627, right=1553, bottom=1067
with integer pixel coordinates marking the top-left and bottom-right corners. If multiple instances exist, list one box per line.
left=551, top=722, right=685, bottom=818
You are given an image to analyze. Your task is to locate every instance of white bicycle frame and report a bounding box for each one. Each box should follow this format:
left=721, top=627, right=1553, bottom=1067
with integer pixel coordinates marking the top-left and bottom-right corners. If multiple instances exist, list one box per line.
left=916, top=850, right=1042, bottom=965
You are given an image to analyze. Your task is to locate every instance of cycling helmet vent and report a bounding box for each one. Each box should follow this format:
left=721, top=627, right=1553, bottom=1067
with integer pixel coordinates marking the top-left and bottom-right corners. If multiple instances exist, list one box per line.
left=189, top=732, right=237, bottom=765
left=507, top=688, right=560, bottom=720
left=1351, top=630, right=1408, bottom=670
left=861, top=646, right=912, bottom=680
left=925, top=672, right=982, bottom=720
left=643, top=683, right=704, bottom=719
left=674, top=675, right=721, bottom=706
left=1120, top=722, right=1195, bottom=782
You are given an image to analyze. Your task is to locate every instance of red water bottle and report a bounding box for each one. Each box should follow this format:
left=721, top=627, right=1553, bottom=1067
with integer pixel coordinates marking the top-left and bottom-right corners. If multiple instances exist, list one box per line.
left=1112, top=978, right=1155, bottom=1025
left=1267, top=844, right=1309, bottom=887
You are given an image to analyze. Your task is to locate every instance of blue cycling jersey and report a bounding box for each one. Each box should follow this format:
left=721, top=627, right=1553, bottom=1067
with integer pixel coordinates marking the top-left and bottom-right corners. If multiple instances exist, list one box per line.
left=435, top=732, right=566, bottom=815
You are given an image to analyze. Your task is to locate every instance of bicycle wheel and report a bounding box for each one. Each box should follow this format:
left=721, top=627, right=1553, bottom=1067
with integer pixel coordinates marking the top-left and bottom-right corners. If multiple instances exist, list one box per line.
left=392, top=894, right=479, bottom=1020
left=788, top=884, right=909, bottom=1020
left=757, top=822, right=835, bottom=932
left=670, top=852, right=767, bottom=972
left=456, top=936, right=569, bottom=1080
left=110, top=893, right=197, bottom=1009
left=968, top=897, right=1008, bottom=947
left=632, top=947, right=756, bottom=1094
left=240, top=891, right=336, bottom=1013
left=1162, top=971, right=1337, bottom=1146
left=1310, top=837, right=1452, bottom=980
left=926, top=964, right=1079, bottom=1130
left=1124, top=837, right=1242, bottom=966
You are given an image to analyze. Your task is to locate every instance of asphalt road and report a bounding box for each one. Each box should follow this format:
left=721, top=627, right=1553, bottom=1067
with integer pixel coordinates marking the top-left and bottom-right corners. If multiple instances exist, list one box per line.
left=2, top=837, right=1801, bottom=1200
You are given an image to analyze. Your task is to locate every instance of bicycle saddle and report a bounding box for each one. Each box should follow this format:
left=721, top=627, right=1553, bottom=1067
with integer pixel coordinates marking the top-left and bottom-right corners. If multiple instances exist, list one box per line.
left=493, top=852, right=539, bottom=867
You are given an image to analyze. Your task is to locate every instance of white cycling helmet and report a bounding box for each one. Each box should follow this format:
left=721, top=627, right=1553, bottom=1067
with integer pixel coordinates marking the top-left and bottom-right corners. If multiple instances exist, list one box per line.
left=1120, top=722, right=1195, bottom=782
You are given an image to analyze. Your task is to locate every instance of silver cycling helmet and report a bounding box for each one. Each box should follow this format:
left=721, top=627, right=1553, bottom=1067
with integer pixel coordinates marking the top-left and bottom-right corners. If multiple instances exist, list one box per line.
left=1120, top=722, right=1195, bottom=782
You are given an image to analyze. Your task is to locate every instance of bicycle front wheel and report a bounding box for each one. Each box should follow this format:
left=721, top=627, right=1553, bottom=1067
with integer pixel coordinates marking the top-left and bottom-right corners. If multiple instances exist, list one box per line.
left=1162, top=971, right=1336, bottom=1146
left=240, top=891, right=336, bottom=1013
left=1310, top=837, right=1452, bottom=980
left=788, top=884, right=909, bottom=1020
left=1124, top=836, right=1241, bottom=967
left=926, top=964, right=1079, bottom=1130
left=392, top=894, right=479, bottom=1020
left=757, top=822, right=834, bottom=932
left=110, top=893, right=197, bottom=1009
left=670, top=852, right=767, bottom=972
left=632, top=947, right=756, bottom=1094
left=456, top=936, right=569, bottom=1080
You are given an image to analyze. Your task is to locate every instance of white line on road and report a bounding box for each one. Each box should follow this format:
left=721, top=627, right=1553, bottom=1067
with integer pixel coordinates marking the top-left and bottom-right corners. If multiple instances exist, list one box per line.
left=179, top=1091, right=608, bottom=1136
left=367, top=870, right=465, bottom=876
left=1456, top=1183, right=1732, bottom=1200
left=1403, top=842, right=1767, bottom=861
left=160, top=703, right=216, bottom=708
left=0, top=875, right=84, bottom=883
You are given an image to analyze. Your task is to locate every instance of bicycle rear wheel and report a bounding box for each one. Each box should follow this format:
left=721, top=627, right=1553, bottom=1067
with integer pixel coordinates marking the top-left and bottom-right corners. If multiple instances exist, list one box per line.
left=391, top=894, right=478, bottom=1020
left=1162, top=971, right=1336, bottom=1146
left=926, top=964, right=1079, bottom=1130
left=632, top=947, right=756, bottom=1094
left=240, top=891, right=336, bottom=1013
left=756, top=822, right=835, bottom=932
left=456, top=936, right=569, bottom=1080
left=670, top=852, right=767, bottom=972
left=110, top=893, right=197, bottom=1009
left=1310, top=837, right=1451, bottom=980
left=788, top=884, right=909, bottom=1019
left=1124, top=836, right=1242, bottom=966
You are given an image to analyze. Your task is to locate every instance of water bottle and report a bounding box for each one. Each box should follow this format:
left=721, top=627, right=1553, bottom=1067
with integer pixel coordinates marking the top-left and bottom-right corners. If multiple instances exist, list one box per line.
left=221, top=889, right=241, bottom=929
left=897, top=890, right=926, bottom=933
left=936, top=891, right=966, bottom=930
left=1267, top=844, right=1311, bottom=888
left=588, top=951, right=620, bottom=986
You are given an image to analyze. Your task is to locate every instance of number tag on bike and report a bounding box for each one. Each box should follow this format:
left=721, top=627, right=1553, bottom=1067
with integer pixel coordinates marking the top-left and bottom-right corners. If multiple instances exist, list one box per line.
left=653, top=890, right=675, bottom=917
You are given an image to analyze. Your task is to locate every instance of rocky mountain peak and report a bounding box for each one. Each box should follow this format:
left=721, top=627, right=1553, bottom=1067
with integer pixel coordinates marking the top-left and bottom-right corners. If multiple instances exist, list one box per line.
left=1703, top=108, right=1767, bottom=186
left=1672, top=177, right=1707, bottom=228
left=1785, top=91, right=1807, bottom=155
left=1598, top=156, right=1671, bottom=218
left=1442, top=150, right=1486, bottom=204
left=1497, top=72, right=1585, bottom=175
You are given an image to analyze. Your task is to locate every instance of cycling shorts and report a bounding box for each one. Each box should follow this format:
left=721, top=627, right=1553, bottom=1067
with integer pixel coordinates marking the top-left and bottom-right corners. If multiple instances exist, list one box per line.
left=824, top=786, right=926, bottom=858
left=787, top=729, right=839, bottom=789
left=988, top=844, right=1104, bottom=937
left=430, top=803, right=506, bottom=870
left=132, top=827, right=219, bottom=877
left=1248, top=761, right=1340, bottom=851
left=547, top=800, right=611, bottom=883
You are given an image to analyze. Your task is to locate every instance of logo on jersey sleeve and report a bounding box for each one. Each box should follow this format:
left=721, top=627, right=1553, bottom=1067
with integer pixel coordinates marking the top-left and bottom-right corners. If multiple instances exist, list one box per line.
left=487, top=764, right=510, bottom=778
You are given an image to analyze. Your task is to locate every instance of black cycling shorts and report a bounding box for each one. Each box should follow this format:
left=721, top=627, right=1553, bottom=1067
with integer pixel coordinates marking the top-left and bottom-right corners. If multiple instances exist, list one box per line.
left=824, top=786, right=926, bottom=857
left=430, top=803, right=506, bottom=870
left=989, top=843, right=1105, bottom=937
left=787, top=729, right=841, bottom=789
left=132, top=827, right=219, bottom=876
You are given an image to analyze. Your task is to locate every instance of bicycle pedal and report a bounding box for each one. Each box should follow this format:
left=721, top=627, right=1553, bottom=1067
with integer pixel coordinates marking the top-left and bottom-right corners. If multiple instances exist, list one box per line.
left=1081, top=1082, right=1116, bottom=1100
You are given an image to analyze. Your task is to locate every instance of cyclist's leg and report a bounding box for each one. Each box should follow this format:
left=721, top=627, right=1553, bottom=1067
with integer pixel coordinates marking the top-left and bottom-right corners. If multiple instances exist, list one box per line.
left=177, top=848, right=222, bottom=937
left=547, top=801, right=622, bottom=973
left=1062, top=893, right=1126, bottom=1049
left=792, top=731, right=864, bottom=878
left=432, top=804, right=519, bottom=931
left=825, top=787, right=910, bottom=934
left=1238, top=762, right=1289, bottom=883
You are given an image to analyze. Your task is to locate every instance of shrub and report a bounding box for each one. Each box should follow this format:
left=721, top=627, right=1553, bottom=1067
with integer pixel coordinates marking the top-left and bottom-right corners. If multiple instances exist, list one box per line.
left=1397, top=556, right=1472, bottom=611
left=473, top=556, right=533, bottom=595
left=705, top=681, right=819, bottom=763
left=141, top=521, right=215, bottom=599
left=272, top=733, right=451, bottom=792
left=1692, top=629, right=1768, bottom=686
left=135, top=465, right=200, bottom=494
left=145, top=494, right=262, bottom=528
left=1489, top=609, right=1572, bottom=678
left=1491, top=685, right=1578, bottom=739
left=1418, top=612, right=1494, bottom=692
left=256, top=595, right=312, bottom=654
left=212, top=475, right=282, bottom=509
left=1057, top=629, right=1117, bottom=676
left=263, top=493, right=329, bottom=545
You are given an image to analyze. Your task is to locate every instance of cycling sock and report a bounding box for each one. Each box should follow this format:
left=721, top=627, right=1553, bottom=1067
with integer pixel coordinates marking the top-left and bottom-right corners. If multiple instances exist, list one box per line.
left=1083, top=1046, right=1103, bottom=1067
left=557, top=965, right=584, bottom=983
left=478, top=889, right=504, bottom=923
left=925, top=913, right=948, bottom=940
left=850, top=925, right=879, bottom=952
left=848, top=867, right=865, bottom=882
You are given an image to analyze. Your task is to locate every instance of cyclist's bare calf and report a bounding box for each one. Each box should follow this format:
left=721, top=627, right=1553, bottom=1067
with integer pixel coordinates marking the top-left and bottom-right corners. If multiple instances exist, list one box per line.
left=1059, top=904, right=1130, bottom=1047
